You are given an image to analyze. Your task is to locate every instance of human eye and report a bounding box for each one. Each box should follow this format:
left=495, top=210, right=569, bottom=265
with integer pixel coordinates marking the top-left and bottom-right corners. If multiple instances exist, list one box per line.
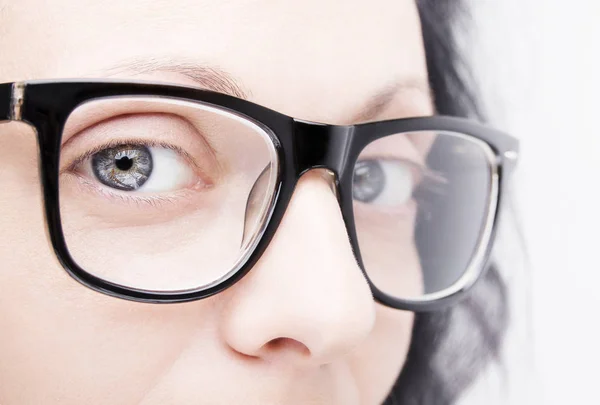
left=353, top=155, right=450, bottom=216
left=352, top=158, right=417, bottom=208
left=68, top=140, right=202, bottom=197
left=352, top=130, right=450, bottom=219
left=60, top=113, right=216, bottom=211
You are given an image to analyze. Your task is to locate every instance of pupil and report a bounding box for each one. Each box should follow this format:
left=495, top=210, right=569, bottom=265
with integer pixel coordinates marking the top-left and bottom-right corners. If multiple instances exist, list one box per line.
left=115, top=156, right=134, bottom=171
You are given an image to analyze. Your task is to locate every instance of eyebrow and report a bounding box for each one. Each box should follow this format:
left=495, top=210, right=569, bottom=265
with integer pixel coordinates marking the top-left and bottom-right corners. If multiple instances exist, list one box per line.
left=352, top=80, right=433, bottom=123
left=98, top=57, right=432, bottom=122
left=99, top=57, right=250, bottom=99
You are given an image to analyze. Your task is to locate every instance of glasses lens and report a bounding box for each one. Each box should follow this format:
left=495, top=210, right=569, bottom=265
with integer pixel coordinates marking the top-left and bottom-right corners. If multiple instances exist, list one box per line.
left=59, top=96, right=278, bottom=292
left=353, top=131, right=494, bottom=300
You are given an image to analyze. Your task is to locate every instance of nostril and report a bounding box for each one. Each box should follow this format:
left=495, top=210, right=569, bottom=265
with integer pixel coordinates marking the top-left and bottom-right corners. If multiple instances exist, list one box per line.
left=264, top=337, right=311, bottom=357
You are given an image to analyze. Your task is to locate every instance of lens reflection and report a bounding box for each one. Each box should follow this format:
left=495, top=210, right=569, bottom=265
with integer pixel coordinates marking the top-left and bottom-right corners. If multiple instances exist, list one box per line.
left=353, top=131, right=493, bottom=299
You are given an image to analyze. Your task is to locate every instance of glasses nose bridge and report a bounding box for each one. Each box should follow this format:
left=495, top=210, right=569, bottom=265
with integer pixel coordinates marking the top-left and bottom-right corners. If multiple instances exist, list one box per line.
left=292, top=119, right=355, bottom=177
left=0, top=83, right=13, bottom=122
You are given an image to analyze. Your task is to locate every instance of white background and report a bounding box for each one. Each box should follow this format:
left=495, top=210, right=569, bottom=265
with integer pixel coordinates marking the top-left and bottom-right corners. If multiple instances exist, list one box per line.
left=459, top=1, right=600, bottom=404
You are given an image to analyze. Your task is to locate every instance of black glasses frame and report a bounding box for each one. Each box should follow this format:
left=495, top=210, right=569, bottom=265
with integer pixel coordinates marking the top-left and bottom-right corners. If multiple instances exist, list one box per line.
left=0, top=79, right=519, bottom=311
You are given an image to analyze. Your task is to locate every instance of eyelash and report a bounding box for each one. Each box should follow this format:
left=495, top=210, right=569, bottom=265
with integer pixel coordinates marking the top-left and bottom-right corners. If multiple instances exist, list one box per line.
left=412, top=170, right=449, bottom=221
left=74, top=176, right=194, bottom=208
left=356, top=154, right=440, bottom=187
left=61, top=138, right=199, bottom=174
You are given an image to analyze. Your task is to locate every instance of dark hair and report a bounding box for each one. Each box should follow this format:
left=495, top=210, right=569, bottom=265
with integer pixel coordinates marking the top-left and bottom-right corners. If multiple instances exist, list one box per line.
left=384, top=1, right=508, bottom=404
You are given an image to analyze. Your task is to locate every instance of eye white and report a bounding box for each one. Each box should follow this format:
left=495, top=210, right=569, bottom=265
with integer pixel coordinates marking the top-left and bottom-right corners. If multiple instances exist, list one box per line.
left=137, top=147, right=195, bottom=193
left=371, top=160, right=414, bottom=206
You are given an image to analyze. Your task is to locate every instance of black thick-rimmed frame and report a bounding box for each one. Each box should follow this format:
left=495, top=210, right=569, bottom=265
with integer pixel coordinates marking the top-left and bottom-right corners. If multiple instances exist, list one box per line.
left=0, top=79, right=519, bottom=312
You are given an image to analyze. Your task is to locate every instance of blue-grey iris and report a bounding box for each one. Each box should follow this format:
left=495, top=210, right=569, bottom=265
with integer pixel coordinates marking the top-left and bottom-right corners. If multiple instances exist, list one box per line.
left=353, top=159, right=385, bottom=203
left=91, top=145, right=153, bottom=191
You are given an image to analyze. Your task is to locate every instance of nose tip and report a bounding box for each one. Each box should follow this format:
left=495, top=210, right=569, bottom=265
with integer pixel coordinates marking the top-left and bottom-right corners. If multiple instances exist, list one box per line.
left=256, top=299, right=376, bottom=367
left=219, top=169, right=376, bottom=367
left=221, top=278, right=376, bottom=368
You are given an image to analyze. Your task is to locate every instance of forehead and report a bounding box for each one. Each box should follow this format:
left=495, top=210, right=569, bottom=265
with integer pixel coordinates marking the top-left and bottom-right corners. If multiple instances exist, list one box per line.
left=0, top=0, right=430, bottom=121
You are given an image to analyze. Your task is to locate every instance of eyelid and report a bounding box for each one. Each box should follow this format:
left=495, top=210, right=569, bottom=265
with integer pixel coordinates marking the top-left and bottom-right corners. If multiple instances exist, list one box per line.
left=62, top=101, right=223, bottom=165
left=73, top=175, right=198, bottom=206
left=61, top=101, right=183, bottom=145
left=357, top=152, right=425, bottom=174
left=60, top=112, right=225, bottom=183
left=62, top=138, right=199, bottom=175
left=356, top=155, right=447, bottom=189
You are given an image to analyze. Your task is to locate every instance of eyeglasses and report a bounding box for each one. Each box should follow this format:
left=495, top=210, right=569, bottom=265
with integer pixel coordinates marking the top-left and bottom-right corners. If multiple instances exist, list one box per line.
left=0, top=79, right=518, bottom=311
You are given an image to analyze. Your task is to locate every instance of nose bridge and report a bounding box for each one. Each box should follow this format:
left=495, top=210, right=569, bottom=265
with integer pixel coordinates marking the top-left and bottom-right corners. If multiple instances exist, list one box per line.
left=292, top=119, right=354, bottom=176
left=220, top=162, right=377, bottom=365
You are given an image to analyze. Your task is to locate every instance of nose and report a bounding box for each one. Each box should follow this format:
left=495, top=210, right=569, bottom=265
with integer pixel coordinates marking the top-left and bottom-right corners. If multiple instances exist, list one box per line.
left=219, top=169, right=376, bottom=367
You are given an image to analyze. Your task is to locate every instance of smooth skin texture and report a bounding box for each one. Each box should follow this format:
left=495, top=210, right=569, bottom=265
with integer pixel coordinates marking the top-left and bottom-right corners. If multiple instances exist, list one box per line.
left=0, top=0, right=434, bottom=404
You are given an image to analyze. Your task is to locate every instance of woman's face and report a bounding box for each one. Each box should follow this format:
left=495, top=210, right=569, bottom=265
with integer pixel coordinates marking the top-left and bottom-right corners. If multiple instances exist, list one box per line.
left=0, top=0, right=433, bottom=404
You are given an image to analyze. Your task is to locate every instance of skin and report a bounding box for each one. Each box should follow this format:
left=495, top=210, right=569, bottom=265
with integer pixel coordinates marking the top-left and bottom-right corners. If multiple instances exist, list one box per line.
left=0, top=0, right=435, bottom=404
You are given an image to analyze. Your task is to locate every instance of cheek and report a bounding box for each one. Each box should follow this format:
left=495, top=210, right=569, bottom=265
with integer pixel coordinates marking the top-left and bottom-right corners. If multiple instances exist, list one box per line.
left=348, top=211, right=419, bottom=403
left=0, top=123, right=212, bottom=404
left=355, top=211, right=424, bottom=298
left=60, top=187, right=249, bottom=290
left=349, top=305, right=414, bottom=405
left=0, top=249, right=206, bottom=404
